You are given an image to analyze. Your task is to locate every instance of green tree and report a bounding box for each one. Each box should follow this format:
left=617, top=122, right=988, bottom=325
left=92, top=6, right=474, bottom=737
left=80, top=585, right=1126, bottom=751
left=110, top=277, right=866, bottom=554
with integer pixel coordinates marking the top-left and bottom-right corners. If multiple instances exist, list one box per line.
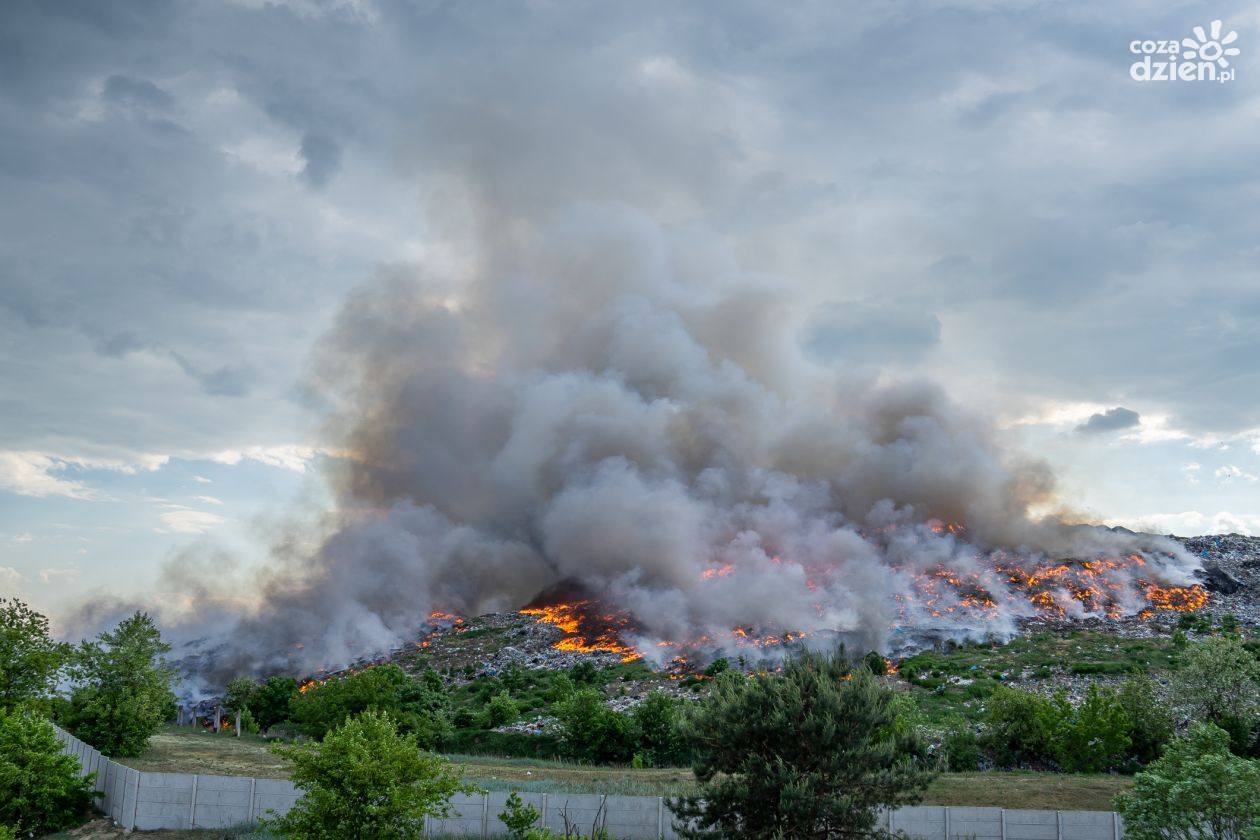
left=289, top=665, right=409, bottom=739
left=0, top=598, right=67, bottom=712
left=703, top=658, right=730, bottom=678
left=631, top=692, right=687, bottom=767
left=1119, top=673, right=1174, bottom=766
left=487, top=690, right=519, bottom=727
left=224, top=677, right=259, bottom=717
left=61, top=612, right=176, bottom=757
left=983, top=686, right=1061, bottom=767
left=1115, top=722, right=1260, bottom=840
left=397, top=674, right=454, bottom=749
left=1174, top=636, right=1260, bottom=753
left=0, top=709, right=97, bottom=834
left=1054, top=686, right=1131, bottom=773
left=251, top=676, right=300, bottom=731
left=671, top=653, right=934, bottom=839
left=553, top=687, right=634, bottom=764
left=264, top=709, right=473, bottom=840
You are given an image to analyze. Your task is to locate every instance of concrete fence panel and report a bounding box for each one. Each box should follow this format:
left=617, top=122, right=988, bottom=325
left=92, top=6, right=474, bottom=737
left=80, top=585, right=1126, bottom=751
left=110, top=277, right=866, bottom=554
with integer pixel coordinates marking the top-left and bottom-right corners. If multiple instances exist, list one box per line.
left=948, top=806, right=1005, bottom=840
left=52, top=725, right=1132, bottom=838
left=253, top=777, right=301, bottom=823
left=427, top=790, right=488, bottom=836
left=1004, top=809, right=1060, bottom=840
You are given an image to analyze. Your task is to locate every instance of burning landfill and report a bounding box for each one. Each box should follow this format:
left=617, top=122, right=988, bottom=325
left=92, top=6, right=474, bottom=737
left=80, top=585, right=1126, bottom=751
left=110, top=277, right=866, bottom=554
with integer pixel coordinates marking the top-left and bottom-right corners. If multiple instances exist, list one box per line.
left=145, top=215, right=1249, bottom=693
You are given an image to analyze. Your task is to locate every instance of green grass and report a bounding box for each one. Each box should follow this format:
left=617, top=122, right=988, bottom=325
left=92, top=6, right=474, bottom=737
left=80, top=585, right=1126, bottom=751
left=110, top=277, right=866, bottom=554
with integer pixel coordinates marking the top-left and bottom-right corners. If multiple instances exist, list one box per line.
left=925, top=772, right=1131, bottom=810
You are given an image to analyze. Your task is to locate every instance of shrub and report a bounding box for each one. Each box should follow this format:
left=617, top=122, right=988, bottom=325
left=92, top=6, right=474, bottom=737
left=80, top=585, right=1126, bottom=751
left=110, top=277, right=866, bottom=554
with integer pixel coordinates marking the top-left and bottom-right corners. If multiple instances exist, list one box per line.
left=671, top=654, right=934, bottom=839
left=1115, top=722, right=1260, bottom=840
left=631, top=692, right=687, bottom=767
left=553, top=688, right=634, bottom=764
left=499, top=791, right=541, bottom=839
left=862, top=651, right=888, bottom=675
left=0, top=709, right=97, bottom=835
left=941, top=722, right=981, bottom=772
left=265, top=709, right=473, bottom=839
left=1054, top=685, right=1130, bottom=773
left=703, top=658, right=730, bottom=678
left=570, top=661, right=599, bottom=686
left=488, top=690, right=519, bottom=727
left=1118, top=673, right=1173, bottom=767
left=983, top=686, right=1060, bottom=768
left=289, top=665, right=410, bottom=739
left=1174, top=636, right=1260, bottom=754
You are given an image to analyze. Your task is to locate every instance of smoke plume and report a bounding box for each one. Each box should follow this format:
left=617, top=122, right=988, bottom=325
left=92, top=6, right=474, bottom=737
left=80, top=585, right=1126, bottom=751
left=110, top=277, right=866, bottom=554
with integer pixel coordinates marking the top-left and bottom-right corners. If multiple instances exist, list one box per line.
left=156, top=203, right=1193, bottom=684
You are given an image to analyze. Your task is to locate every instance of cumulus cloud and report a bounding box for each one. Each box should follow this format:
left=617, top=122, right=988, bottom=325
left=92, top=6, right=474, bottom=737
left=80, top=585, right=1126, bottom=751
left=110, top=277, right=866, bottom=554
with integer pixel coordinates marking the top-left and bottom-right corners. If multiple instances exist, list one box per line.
left=1110, top=511, right=1260, bottom=538
left=1076, top=407, right=1141, bottom=435
left=0, top=450, right=169, bottom=499
left=0, top=452, right=97, bottom=499
left=158, top=509, right=227, bottom=535
left=1215, top=465, right=1258, bottom=483
left=208, top=446, right=318, bottom=473
left=0, top=566, right=22, bottom=587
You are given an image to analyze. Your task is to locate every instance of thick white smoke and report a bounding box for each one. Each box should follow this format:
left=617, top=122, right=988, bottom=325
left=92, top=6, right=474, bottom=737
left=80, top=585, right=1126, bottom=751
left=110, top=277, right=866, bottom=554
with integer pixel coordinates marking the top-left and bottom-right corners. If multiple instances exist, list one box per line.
left=172, top=206, right=1194, bottom=681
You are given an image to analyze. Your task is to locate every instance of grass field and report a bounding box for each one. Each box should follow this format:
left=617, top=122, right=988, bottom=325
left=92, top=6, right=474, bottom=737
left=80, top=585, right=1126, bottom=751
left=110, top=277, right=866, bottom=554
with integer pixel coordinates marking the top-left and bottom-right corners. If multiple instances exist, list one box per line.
left=131, top=726, right=1130, bottom=810
left=125, top=726, right=292, bottom=778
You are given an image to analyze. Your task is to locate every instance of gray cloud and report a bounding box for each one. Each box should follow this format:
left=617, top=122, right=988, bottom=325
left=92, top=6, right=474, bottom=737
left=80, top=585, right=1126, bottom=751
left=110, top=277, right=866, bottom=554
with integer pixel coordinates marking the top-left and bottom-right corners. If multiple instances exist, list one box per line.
left=102, top=74, right=174, bottom=113
left=169, top=352, right=254, bottom=398
left=1077, top=407, right=1142, bottom=435
left=299, top=130, right=341, bottom=188
left=801, top=301, right=941, bottom=365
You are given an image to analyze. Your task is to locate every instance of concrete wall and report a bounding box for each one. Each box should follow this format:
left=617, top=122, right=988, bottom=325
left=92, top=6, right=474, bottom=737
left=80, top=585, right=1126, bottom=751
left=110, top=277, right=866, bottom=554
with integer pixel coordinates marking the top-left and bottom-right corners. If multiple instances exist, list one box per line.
left=53, top=726, right=1127, bottom=838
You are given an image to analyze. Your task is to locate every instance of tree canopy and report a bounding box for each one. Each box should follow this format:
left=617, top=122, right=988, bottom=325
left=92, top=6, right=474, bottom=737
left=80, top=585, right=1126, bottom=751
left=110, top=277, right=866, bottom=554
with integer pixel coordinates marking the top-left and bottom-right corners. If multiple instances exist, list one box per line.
left=61, top=612, right=176, bottom=758
left=0, top=708, right=97, bottom=835
left=1116, top=722, right=1260, bottom=840
left=671, top=653, right=934, bottom=839
left=265, top=709, right=472, bottom=840
left=0, top=598, right=67, bottom=712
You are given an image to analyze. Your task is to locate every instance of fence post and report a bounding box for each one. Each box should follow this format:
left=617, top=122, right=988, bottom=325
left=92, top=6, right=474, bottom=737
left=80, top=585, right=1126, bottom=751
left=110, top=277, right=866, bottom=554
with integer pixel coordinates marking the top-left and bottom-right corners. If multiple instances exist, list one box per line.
left=482, top=790, right=489, bottom=838
left=541, top=793, right=548, bottom=832
left=130, top=769, right=141, bottom=829
left=188, top=775, right=199, bottom=829
left=944, top=805, right=950, bottom=839
left=1056, top=810, right=1063, bottom=840
left=1113, top=810, right=1120, bottom=840
left=657, top=796, right=664, bottom=838
left=1000, top=808, right=1007, bottom=840
left=249, top=777, right=256, bottom=822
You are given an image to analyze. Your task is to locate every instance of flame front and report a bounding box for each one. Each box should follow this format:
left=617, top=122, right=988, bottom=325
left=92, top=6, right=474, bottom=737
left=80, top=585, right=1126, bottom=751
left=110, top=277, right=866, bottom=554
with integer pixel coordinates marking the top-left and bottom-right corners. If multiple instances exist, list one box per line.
left=520, top=601, right=641, bottom=662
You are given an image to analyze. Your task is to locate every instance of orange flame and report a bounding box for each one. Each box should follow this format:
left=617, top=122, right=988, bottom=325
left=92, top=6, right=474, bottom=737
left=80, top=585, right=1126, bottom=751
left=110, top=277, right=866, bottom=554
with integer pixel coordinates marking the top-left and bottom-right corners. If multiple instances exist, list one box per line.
left=520, top=601, right=641, bottom=662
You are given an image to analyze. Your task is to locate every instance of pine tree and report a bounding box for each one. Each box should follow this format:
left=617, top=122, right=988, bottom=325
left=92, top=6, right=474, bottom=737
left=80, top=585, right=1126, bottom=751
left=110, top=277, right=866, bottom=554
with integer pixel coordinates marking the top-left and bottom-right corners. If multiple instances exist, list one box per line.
left=671, top=652, right=934, bottom=839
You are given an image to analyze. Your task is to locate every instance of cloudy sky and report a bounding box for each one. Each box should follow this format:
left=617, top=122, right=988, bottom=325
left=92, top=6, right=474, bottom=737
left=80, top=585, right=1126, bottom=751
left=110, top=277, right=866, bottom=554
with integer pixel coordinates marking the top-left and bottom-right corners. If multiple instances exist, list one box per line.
left=1, top=0, right=1257, bottom=625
